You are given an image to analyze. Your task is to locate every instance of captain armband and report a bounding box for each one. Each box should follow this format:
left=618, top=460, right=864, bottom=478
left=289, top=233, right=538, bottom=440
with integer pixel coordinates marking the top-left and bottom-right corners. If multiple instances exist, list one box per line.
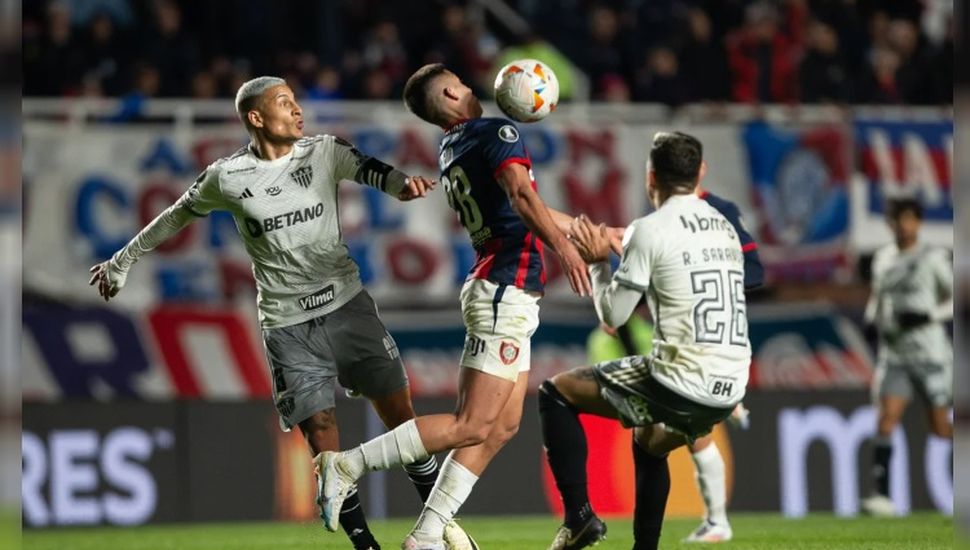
left=355, top=156, right=407, bottom=196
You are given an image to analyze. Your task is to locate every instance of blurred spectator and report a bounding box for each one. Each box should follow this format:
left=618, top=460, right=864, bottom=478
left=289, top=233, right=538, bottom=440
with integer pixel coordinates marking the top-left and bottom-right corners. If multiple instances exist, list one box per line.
left=580, top=5, right=638, bottom=100
left=362, top=20, right=408, bottom=92
left=306, top=66, right=343, bottom=101
left=726, top=1, right=800, bottom=103
left=111, top=62, right=160, bottom=121
left=26, top=2, right=86, bottom=95
left=21, top=0, right=953, bottom=106
left=80, top=10, right=128, bottom=95
left=887, top=18, right=940, bottom=104
left=799, top=20, right=850, bottom=103
left=855, top=47, right=902, bottom=104
left=599, top=73, right=631, bottom=103
left=808, top=0, right=869, bottom=74
left=428, top=4, right=501, bottom=97
left=634, top=47, right=689, bottom=106
left=190, top=70, right=218, bottom=99
left=679, top=7, right=731, bottom=102
left=141, top=0, right=199, bottom=97
left=361, top=68, right=394, bottom=100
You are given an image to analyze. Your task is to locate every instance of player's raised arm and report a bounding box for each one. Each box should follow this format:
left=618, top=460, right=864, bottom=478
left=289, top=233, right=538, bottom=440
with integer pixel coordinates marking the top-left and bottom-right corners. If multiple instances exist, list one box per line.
left=88, top=166, right=223, bottom=301
left=495, top=162, right=591, bottom=297
left=545, top=206, right=626, bottom=256
left=570, top=215, right=642, bottom=328
left=328, top=135, right=436, bottom=202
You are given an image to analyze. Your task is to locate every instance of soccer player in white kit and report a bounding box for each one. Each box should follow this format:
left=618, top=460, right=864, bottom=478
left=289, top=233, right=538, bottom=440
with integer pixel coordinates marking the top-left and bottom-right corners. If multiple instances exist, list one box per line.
left=88, top=76, right=476, bottom=550
left=539, top=132, right=751, bottom=550
left=861, top=198, right=953, bottom=516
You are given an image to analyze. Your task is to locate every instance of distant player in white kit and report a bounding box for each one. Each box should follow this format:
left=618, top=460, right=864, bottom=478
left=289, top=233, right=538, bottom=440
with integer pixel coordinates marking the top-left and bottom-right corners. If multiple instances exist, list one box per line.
left=539, top=132, right=751, bottom=550
left=88, top=76, right=476, bottom=550
left=861, top=198, right=953, bottom=516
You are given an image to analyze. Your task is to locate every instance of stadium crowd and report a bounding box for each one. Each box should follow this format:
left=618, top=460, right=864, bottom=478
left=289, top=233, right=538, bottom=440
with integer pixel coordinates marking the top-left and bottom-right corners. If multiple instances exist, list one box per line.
left=24, top=0, right=952, bottom=106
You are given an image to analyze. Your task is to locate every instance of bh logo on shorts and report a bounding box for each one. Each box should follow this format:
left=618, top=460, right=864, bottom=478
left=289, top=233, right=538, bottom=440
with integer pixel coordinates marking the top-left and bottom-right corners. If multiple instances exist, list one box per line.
left=499, top=341, right=520, bottom=365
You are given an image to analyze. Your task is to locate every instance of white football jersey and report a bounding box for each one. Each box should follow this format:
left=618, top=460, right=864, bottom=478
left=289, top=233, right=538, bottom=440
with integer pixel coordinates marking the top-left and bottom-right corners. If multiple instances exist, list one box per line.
left=868, top=242, right=952, bottom=367
left=176, top=135, right=375, bottom=328
left=615, top=194, right=751, bottom=407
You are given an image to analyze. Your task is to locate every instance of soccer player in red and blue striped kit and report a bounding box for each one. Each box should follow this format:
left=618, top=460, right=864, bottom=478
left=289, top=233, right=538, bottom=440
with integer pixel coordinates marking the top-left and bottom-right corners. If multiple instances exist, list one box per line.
left=316, top=63, right=599, bottom=550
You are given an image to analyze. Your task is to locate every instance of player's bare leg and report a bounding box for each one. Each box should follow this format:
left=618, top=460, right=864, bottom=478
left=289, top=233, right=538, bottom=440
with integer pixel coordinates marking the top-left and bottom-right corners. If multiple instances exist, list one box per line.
left=863, top=395, right=909, bottom=516
left=370, top=388, right=440, bottom=501
left=927, top=405, right=953, bottom=439
left=316, top=368, right=517, bottom=532
left=370, top=387, right=475, bottom=550
left=540, top=366, right=616, bottom=550
left=684, top=434, right=732, bottom=543
left=301, top=409, right=380, bottom=550
left=403, top=371, right=530, bottom=549
left=633, top=425, right=686, bottom=550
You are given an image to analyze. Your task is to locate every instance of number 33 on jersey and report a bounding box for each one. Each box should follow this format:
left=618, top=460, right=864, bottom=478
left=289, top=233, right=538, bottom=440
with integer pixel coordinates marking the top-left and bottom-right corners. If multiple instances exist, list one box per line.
left=438, top=118, right=545, bottom=292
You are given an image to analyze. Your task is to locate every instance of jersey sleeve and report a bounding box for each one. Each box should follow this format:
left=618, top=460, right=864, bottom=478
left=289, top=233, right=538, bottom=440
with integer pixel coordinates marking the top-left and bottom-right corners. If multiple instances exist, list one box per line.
left=703, top=193, right=764, bottom=289
left=326, top=135, right=408, bottom=196
left=930, top=248, right=953, bottom=322
left=176, top=164, right=224, bottom=216
left=613, top=221, right=654, bottom=291
left=480, top=120, right=531, bottom=176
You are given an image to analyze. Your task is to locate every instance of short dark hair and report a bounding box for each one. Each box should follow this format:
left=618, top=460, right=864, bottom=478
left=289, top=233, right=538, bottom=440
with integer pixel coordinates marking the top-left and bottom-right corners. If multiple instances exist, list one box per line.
left=885, top=197, right=923, bottom=220
left=403, top=63, right=449, bottom=124
left=649, top=131, right=703, bottom=192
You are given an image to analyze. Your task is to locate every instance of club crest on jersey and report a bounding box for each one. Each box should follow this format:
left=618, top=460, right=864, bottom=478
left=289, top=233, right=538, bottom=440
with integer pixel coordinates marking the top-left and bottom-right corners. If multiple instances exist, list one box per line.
left=289, top=166, right=313, bottom=188
left=498, top=125, right=519, bottom=143
left=499, top=341, right=520, bottom=365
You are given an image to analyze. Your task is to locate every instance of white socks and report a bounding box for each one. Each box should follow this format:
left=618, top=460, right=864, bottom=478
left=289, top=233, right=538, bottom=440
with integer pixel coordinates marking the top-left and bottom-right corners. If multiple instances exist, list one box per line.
left=692, top=443, right=728, bottom=525
left=412, top=452, right=479, bottom=540
left=341, top=419, right=429, bottom=480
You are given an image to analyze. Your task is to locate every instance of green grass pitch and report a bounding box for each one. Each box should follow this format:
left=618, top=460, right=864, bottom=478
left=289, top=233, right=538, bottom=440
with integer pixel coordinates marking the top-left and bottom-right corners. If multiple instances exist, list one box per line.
left=19, top=513, right=959, bottom=550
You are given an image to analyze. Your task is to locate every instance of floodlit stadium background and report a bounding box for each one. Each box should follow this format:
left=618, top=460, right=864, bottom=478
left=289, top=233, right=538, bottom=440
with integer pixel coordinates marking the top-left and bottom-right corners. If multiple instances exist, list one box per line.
left=17, top=0, right=960, bottom=540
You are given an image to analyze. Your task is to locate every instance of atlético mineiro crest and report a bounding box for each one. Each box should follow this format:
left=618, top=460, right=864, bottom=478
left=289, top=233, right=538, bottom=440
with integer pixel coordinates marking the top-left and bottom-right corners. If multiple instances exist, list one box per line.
left=499, top=341, right=520, bottom=365
left=289, top=166, right=313, bottom=188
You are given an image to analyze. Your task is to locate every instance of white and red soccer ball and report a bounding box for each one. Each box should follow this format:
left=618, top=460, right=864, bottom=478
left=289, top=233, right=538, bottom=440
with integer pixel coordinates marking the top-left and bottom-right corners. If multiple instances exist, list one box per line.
left=493, top=59, right=559, bottom=123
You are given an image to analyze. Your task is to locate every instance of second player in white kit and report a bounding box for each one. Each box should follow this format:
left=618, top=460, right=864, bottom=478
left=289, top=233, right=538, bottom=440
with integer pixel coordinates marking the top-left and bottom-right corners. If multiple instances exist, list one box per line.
left=538, top=132, right=751, bottom=550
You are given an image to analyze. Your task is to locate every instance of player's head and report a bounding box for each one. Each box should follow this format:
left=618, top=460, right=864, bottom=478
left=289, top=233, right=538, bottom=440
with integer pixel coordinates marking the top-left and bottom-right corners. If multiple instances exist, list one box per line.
left=885, top=197, right=923, bottom=246
left=404, top=63, right=483, bottom=128
left=646, top=131, right=704, bottom=206
left=235, top=76, right=304, bottom=142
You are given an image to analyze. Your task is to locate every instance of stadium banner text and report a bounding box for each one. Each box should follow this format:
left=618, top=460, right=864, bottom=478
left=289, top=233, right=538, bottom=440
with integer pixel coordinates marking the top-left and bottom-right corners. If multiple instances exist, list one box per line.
left=23, top=391, right=948, bottom=527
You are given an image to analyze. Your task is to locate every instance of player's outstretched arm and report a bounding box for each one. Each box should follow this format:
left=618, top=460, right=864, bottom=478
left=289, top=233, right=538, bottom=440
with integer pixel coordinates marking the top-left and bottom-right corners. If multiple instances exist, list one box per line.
left=570, top=215, right=640, bottom=328
left=329, top=135, right=436, bottom=202
left=546, top=206, right=625, bottom=256
left=88, top=203, right=198, bottom=302
left=496, top=163, right=591, bottom=297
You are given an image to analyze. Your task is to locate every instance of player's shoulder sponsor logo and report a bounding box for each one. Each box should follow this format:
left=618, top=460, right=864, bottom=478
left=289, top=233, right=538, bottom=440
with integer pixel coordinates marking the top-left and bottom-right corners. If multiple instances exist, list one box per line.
left=499, top=340, right=520, bottom=365
left=289, top=166, right=313, bottom=188
left=265, top=186, right=282, bottom=196
left=227, top=166, right=257, bottom=175
left=498, top=124, right=519, bottom=143
left=439, top=147, right=454, bottom=168
left=298, top=284, right=335, bottom=311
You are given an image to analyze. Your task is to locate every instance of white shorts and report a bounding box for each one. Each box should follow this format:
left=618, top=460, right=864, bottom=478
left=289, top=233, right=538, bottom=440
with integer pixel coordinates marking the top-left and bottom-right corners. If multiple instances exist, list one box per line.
left=459, top=279, right=541, bottom=382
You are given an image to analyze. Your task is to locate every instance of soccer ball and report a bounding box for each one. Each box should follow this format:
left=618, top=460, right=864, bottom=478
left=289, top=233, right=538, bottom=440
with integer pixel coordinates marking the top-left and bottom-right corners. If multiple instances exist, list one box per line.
left=493, top=59, right=559, bottom=123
